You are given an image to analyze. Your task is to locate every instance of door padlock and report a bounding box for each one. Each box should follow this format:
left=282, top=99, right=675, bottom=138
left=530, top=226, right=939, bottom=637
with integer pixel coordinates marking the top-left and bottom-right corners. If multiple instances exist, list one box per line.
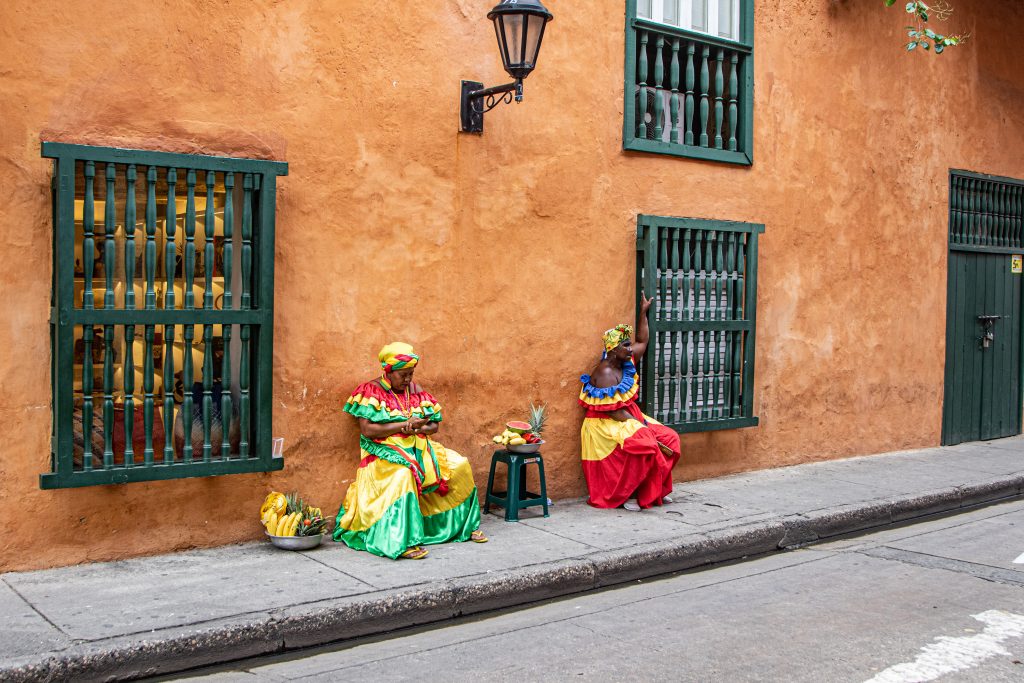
left=977, top=315, right=1002, bottom=349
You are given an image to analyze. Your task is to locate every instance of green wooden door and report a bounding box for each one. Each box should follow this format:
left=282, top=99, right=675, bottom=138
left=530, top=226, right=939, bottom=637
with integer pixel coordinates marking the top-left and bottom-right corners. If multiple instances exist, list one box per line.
left=942, top=250, right=1022, bottom=445
left=942, top=170, right=1024, bottom=446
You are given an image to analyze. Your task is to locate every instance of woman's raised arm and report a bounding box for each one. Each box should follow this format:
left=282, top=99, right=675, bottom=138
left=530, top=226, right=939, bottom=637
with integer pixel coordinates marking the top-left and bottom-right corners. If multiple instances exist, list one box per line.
left=629, top=292, right=655, bottom=360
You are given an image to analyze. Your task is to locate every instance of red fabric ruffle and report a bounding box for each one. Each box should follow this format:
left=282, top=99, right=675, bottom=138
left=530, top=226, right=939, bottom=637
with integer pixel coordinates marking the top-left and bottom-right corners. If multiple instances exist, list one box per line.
left=579, top=398, right=634, bottom=412
left=582, top=413, right=681, bottom=509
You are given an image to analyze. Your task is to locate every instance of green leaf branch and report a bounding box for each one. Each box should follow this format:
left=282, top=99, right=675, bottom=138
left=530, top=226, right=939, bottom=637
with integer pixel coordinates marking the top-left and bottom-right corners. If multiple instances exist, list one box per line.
left=885, top=0, right=967, bottom=53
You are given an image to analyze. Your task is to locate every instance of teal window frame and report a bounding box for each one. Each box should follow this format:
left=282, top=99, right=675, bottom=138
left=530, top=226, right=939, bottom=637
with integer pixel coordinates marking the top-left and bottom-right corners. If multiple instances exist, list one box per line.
left=624, top=0, right=754, bottom=165
left=636, top=214, right=763, bottom=432
left=41, top=142, right=288, bottom=488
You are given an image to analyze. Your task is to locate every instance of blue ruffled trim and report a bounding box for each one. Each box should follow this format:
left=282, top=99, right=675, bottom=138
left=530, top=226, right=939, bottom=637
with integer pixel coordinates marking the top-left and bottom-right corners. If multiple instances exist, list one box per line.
left=579, top=360, right=637, bottom=398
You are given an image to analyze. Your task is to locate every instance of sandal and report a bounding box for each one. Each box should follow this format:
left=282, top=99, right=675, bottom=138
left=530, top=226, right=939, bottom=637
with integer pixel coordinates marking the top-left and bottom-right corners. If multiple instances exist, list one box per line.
left=470, top=530, right=488, bottom=543
left=399, top=546, right=429, bottom=560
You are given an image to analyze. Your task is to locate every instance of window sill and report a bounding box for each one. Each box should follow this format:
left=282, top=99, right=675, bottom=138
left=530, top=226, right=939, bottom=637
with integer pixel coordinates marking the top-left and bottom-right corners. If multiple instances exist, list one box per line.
left=624, top=137, right=752, bottom=166
left=663, top=416, right=759, bottom=434
left=40, top=455, right=285, bottom=489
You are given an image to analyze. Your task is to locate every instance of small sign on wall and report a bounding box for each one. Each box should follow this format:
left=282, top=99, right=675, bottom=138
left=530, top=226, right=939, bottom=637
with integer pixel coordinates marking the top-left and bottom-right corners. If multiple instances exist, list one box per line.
left=1013, top=255, right=1023, bottom=274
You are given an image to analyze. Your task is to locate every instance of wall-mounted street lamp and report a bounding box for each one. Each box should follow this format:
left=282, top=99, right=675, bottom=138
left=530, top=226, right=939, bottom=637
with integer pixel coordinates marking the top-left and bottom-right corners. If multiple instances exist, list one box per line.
left=460, top=0, right=553, bottom=133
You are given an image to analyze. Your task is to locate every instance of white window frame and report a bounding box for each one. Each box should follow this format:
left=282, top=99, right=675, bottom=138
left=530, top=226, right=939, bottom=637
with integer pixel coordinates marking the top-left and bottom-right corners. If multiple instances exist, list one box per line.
left=638, top=0, right=741, bottom=41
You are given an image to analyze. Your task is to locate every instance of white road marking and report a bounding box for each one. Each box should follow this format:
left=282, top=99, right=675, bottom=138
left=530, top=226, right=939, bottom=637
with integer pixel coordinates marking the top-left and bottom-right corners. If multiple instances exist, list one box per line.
left=1013, top=551, right=1024, bottom=564
left=864, top=610, right=1024, bottom=683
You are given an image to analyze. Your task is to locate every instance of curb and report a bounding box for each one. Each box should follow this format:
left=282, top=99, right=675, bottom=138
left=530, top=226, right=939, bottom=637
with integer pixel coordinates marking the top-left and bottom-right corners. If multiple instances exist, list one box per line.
left=4, top=474, right=1023, bottom=682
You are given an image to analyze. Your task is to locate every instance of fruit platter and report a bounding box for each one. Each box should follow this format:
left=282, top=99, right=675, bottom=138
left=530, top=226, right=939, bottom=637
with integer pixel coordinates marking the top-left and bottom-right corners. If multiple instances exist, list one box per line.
left=259, top=491, right=328, bottom=550
left=492, top=403, right=546, bottom=454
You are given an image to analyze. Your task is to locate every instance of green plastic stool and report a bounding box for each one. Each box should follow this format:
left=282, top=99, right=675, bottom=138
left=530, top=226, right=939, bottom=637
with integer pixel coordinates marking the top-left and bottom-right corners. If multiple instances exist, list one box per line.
left=484, top=449, right=550, bottom=522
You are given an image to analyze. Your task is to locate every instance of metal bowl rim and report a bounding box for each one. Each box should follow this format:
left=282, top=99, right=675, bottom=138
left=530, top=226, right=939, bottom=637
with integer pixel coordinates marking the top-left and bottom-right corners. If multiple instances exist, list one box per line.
left=265, top=532, right=324, bottom=550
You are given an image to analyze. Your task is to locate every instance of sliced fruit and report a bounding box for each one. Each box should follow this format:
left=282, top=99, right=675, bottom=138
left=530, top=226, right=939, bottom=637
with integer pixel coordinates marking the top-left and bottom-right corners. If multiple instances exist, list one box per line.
left=506, top=420, right=532, bottom=434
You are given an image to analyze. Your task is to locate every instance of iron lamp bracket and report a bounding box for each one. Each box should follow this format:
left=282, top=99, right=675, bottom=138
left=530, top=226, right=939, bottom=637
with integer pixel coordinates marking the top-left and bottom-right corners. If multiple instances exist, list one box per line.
left=460, top=79, right=524, bottom=133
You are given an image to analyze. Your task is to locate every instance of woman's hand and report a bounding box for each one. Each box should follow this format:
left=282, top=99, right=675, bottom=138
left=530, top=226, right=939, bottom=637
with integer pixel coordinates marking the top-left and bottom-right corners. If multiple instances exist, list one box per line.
left=398, top=416, right=433, bottom=436
left=415, top=420, right=439, bottom=436
left=607, top=408, right=632, bottom=422
left=632, top=291, right=655, bottom=360
left=640, top=291, right=654, bottom=315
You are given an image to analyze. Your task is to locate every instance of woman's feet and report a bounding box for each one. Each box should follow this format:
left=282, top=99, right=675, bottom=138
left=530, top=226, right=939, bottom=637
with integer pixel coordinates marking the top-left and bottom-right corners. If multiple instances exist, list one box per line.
left=399, top=546, right=429, bottom=560
left=470, top=529, right=488, bottom=543
left=623, top=495, right=673, bottom=509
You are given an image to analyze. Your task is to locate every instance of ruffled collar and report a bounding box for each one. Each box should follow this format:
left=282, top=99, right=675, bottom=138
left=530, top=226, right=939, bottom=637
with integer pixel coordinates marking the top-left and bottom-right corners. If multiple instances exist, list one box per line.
left=579, top=359, right=637, bottom=399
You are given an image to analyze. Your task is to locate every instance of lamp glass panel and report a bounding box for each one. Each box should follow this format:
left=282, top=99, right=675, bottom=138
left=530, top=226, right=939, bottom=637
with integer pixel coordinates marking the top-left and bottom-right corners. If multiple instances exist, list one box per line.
left=523, top=14, right=546, bottom=66
left=500, top=14, right=524, bottom=66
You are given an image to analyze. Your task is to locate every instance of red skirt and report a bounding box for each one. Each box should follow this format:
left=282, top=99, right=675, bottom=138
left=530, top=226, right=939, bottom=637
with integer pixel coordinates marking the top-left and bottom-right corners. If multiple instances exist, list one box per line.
left=580, top=402, right=681, bottom=509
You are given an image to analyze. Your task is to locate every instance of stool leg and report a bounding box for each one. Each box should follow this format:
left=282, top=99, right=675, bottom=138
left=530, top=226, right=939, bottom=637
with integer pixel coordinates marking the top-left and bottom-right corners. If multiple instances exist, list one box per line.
left=505, top=455, right=520, bottom=522
left=485, top=455, right=498, bottom=515
left=537, top=457, right=549, bottom=517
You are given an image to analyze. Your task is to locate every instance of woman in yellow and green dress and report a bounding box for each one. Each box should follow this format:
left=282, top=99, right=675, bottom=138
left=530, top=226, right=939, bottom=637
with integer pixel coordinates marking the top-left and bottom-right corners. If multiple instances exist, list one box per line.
left=333, top=342, right=487, bottom=560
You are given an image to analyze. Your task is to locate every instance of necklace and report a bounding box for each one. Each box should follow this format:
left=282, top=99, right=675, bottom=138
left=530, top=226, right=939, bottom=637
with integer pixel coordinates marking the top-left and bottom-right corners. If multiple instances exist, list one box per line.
left=381, top=376, right=414, bottom=417
left=390, top=386, right=413, bottom=418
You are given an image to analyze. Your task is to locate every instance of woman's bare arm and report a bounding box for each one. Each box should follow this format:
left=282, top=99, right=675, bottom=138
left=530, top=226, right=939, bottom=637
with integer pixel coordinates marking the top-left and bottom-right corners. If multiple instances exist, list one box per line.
left=630, top=293, right=655, bottom=360
left=358, top=416, right=429, bottom=439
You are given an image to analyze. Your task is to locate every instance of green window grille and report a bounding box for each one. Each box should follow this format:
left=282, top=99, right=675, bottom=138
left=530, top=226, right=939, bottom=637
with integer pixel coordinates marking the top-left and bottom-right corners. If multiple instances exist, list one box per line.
left=948, top=170, right=1024, bottom=251
left=636, top=214, right=763, bottom=432
left=624, top=0, right=754, bottom=165
left=41, top=142, right=287, bottom=489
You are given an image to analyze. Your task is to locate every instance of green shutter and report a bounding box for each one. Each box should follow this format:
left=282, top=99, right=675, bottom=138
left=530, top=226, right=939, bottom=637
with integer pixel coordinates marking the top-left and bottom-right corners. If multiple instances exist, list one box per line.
left=623, top=0, right=754, bottom=165
left=41, top=142, right=287, bottom=489
left=636, top=214, right=762, bottom=432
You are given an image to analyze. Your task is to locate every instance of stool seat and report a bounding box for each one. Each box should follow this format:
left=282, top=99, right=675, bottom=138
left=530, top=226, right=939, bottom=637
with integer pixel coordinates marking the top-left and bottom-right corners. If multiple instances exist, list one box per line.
left=484, top=449, right=550, bottom=522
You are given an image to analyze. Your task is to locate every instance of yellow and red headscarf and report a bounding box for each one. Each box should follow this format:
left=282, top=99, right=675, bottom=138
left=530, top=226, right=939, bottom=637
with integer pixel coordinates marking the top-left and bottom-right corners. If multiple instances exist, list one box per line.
left=602, top=324, right=633, bottom=352
left=378, top=342, right=420, bottom=373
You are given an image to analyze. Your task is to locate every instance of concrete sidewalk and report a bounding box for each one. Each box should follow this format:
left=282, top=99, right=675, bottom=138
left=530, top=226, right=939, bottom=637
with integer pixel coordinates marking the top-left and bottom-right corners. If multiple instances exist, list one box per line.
left=4, top=438, right=1024, bottom=682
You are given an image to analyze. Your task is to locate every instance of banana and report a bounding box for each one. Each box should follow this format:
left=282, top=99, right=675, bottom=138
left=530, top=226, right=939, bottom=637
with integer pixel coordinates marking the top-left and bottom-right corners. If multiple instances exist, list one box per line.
left=288, top=515, right=301, bottom=536
left=274, top=513, right=292, bottom=537
left=265, top=511, right=279, bottom=532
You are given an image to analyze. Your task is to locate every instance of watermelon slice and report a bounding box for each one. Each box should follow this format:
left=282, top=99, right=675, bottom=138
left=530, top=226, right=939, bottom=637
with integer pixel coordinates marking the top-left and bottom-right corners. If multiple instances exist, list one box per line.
left=506, top=420, right=532, bottom=434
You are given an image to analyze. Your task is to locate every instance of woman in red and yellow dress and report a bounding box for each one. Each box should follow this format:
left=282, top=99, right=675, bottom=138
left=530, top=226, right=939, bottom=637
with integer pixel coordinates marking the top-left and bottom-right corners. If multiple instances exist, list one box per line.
left=579, top=296, right=681, bottom=510
left=334, top=342, right=486, bottom=559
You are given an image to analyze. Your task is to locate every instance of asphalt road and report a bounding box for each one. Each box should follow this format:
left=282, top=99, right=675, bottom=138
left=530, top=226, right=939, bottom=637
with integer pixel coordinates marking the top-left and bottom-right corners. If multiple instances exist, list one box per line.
left=168, top=499, right=1024, bottom=682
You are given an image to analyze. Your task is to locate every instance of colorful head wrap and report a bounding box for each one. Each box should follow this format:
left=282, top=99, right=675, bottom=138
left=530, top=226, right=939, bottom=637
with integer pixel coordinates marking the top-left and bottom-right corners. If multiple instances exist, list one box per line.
left=378, top=342, right=419, bottom=373
left=602, top=324, right=633, bottom=352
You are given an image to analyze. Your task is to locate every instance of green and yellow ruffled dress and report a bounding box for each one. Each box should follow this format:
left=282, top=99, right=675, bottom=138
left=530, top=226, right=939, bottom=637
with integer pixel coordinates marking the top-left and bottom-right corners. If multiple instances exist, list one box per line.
left=333, top=379, right=481, bottom=559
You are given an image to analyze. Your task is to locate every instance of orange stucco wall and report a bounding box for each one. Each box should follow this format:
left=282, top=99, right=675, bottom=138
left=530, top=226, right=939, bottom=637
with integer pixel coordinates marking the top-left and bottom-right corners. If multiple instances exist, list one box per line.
left=1, top=0, right=1022, bottom=571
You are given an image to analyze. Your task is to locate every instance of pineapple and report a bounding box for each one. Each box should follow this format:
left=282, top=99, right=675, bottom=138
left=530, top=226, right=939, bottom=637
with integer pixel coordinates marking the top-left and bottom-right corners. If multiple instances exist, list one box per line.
left=528, top=403, right=547, bottom=437
left=285, top=492, right=305, bottom=516
left=285, top=491, right=328, bottom=536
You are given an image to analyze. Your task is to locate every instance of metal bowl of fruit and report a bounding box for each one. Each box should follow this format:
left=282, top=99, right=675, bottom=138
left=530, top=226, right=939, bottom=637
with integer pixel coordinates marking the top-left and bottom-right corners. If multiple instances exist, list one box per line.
left=506, top=440, right=544, bottom=454
left=266, top=532, right=323, bottom=550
